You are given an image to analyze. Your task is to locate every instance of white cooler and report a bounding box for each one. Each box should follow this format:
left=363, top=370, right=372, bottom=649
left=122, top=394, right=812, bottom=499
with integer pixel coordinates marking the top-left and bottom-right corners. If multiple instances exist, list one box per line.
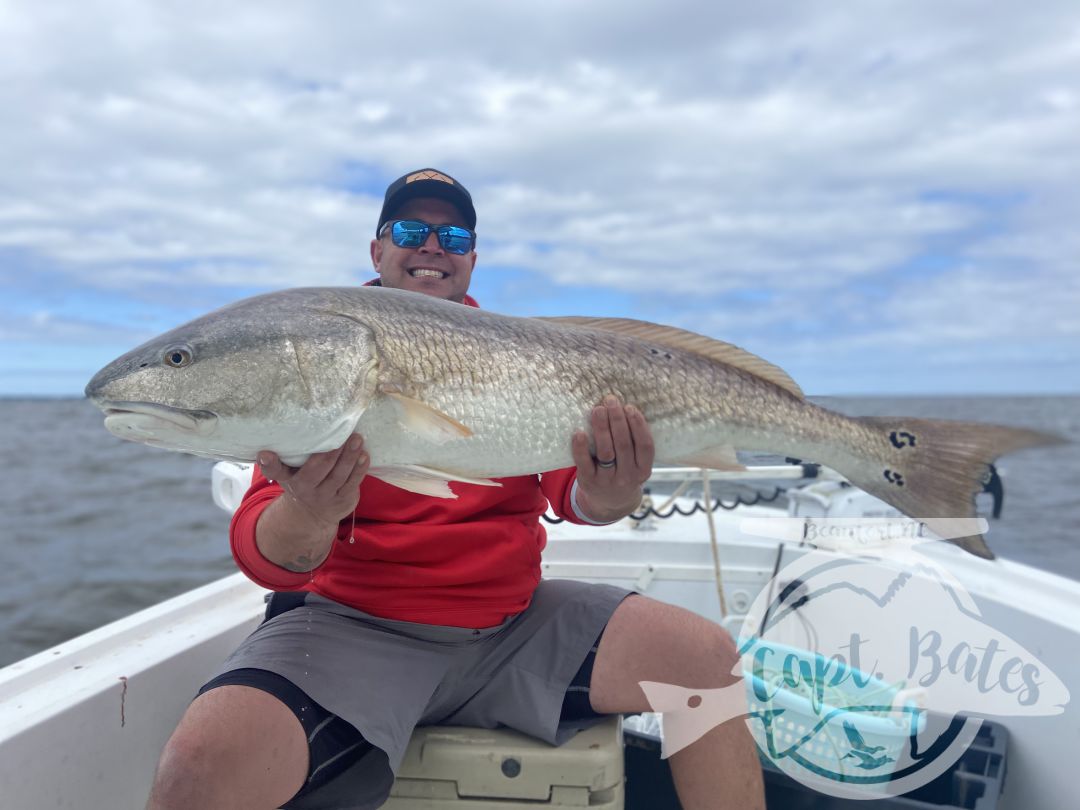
left=383, top=716, right=625, bottom=809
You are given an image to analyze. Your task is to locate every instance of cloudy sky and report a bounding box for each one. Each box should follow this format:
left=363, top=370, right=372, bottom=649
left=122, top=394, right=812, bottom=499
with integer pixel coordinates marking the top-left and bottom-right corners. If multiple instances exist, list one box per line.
left=2, top=1, right=1078, bottom=396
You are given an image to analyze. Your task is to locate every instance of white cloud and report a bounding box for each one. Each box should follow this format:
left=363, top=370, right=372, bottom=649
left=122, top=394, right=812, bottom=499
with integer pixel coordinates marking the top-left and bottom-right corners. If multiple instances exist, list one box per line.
left=1, top=0, right=1078, bottom=393
left=0, top=309, right=144, bottom=345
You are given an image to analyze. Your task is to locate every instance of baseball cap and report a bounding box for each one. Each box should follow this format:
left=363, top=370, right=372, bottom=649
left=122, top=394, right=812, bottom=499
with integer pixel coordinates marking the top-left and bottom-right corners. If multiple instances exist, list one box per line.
left=376, top=168, right=476, bottom=236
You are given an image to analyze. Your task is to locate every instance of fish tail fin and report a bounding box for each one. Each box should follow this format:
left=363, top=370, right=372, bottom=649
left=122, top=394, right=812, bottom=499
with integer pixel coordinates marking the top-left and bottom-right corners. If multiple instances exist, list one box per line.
left=832, top=417, right=1064, bottom=559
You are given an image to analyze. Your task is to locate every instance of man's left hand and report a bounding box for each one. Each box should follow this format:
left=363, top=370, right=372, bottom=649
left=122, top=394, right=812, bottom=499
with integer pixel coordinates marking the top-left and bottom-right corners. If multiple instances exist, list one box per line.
left=571, top=395, right=655, bottom=523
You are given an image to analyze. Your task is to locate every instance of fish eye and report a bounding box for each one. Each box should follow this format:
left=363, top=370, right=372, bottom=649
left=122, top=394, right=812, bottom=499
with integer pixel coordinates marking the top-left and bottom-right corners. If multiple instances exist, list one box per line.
left=163, top=346, right=193, bottom=368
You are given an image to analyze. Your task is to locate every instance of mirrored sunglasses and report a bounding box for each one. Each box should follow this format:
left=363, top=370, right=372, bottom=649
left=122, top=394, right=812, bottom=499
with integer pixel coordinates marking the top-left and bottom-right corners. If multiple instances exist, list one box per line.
left=380, top=219, right=476, bottom=255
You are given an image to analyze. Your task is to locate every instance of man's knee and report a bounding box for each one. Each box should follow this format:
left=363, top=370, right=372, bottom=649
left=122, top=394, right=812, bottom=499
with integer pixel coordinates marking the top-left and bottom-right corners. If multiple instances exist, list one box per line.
left=147, top=685, right=308, bottom=810
left=148, top=731, right=212, bottom=808
left=621, top=596, right=737, bottom=666
left=149, top=725, right=231, bottom=808
left=704, top=620, right=741, bottom=683
left=652, top=605, right=740, bottom=685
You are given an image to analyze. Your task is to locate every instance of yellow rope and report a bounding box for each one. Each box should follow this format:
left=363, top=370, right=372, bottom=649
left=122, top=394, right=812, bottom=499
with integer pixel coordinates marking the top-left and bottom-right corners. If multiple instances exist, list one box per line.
left=655, top=476, right=693, bottom=513
left=702, top=467, right=728, bottom=618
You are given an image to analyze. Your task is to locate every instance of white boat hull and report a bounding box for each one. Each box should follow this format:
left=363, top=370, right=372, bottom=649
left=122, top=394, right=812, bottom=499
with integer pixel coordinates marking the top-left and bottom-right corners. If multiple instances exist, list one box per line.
left=0, top=575, right=264, bottom=808
left=2, top=469, right=1078, bottom=808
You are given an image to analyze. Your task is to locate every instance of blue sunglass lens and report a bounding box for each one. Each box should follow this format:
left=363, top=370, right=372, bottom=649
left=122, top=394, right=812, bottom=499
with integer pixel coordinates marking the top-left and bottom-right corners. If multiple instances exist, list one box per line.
left=391, top=220, right=429, bottom=248
left=439, top=227, right=473, bottom=254
left=389, top=221, right=473, bottom=254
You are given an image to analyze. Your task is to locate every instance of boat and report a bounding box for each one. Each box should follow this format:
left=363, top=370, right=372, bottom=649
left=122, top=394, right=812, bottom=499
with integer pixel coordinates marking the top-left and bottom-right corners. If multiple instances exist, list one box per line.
left=1, top=461, right=1076, bottom=809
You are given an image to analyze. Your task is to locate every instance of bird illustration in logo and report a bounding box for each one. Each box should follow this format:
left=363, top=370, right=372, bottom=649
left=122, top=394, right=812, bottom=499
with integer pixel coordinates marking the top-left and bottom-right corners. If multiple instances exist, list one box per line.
left=841, top=720, right=893, bottom=770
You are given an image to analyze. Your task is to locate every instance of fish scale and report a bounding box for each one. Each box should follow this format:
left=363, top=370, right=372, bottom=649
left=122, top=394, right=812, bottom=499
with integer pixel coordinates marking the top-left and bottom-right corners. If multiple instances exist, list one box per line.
left=362, top=298, right=754, bottom=474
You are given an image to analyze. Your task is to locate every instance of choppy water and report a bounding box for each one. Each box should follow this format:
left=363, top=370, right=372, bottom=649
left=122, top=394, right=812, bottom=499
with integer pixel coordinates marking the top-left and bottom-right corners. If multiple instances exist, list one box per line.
left=0, top=398, right=234, bottom=668
left=1, top=395, right=1077, bottom=668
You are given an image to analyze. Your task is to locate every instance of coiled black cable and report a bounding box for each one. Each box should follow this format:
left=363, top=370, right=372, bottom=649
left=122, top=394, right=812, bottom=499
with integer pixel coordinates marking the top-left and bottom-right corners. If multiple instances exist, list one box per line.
left=541, top=486, right=784, bottom=524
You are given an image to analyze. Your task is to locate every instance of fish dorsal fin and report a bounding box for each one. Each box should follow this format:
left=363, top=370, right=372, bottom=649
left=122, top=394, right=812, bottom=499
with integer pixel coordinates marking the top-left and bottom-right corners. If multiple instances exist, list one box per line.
left=537, top=316, right=804, bottom=399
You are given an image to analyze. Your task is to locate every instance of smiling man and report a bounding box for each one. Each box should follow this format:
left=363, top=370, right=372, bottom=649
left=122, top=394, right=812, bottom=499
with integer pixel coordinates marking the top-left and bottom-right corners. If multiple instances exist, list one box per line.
left=369, top=169, right=478, bottom=303
left=146, top=168, right=764, bottom=810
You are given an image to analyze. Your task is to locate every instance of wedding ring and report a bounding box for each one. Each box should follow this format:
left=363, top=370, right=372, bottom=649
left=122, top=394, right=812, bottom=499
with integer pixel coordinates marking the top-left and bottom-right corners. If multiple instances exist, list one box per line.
left=596, top=457, right=617, bottom=468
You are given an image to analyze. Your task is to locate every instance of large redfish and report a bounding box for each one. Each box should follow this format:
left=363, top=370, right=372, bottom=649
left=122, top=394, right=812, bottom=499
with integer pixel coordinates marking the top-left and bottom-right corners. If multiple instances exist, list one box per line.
left=85, top=286, right=1058, bottom=559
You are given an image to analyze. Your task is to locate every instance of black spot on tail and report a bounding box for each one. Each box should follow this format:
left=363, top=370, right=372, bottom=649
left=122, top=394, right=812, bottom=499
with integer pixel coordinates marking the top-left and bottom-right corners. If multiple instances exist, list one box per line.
left=889, top=430, right=917, bottom=449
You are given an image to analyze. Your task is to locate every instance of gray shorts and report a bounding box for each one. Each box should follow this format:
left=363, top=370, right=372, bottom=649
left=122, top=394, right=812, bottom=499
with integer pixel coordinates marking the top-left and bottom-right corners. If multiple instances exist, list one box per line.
left=209, top=578, right=631, bottom=809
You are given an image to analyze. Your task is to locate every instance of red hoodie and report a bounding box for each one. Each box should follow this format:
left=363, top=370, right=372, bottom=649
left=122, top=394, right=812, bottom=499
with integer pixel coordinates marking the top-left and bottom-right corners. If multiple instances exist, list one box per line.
left=229, top=286, right=588, bottom=628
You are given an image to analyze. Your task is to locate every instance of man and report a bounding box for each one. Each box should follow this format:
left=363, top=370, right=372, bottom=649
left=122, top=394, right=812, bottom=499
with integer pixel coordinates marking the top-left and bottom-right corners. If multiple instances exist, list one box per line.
left=147, top=169, right=764, bottom=810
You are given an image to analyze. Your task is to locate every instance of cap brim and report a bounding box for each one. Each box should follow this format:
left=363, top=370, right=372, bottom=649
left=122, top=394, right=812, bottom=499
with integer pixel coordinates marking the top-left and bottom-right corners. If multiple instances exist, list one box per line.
left=378, top=180, right=476, bottom=234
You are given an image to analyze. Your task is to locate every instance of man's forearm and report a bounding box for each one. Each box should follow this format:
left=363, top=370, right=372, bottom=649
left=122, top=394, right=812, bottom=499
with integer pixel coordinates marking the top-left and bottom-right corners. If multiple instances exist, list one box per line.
left=255, top=494, right=339, bottom=573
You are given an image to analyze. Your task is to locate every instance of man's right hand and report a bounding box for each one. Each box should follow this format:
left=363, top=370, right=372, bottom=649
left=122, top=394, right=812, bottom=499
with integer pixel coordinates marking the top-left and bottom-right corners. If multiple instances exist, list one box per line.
left=257, top=434, right=370, bottom=529
left=253, top=435, right=370, bottom=573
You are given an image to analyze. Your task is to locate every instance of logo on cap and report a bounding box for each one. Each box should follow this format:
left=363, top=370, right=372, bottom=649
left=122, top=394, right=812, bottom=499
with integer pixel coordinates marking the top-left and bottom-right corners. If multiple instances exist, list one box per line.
left=406, top=170, right=454, bottom=186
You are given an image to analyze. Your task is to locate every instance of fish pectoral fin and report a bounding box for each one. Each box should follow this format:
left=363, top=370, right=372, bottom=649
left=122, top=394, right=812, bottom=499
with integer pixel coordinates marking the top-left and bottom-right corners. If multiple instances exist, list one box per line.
left=671, top=445, right=746, bottom=472
left=382, top=390, right=473, bottom=444
left=368, top=465, right=502, bottom=499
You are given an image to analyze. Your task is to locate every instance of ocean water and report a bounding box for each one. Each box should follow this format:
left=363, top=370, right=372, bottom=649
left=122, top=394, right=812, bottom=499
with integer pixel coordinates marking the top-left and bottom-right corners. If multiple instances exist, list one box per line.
left=0, top=398, right=234, bottom=668
left=0, top=395, right=1077, bottom=669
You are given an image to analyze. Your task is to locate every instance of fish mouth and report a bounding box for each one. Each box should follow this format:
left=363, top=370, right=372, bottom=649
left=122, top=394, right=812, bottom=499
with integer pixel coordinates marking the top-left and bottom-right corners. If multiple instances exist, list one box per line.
left=99, top=401, right=219, bottom=438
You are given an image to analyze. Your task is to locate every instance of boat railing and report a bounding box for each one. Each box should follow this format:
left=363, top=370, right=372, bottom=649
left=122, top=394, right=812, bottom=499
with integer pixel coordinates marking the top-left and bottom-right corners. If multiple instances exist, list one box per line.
left=212, top=461, right=845, bottom=517
left=643, top=464, right=842, bottom=483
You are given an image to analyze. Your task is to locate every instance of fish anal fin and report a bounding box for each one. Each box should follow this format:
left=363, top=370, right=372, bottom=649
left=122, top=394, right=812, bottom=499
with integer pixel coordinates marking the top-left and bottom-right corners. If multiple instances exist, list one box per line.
left=537, top=316, right=804, bottom=399
left=368, top=464, right=502, bottom=499
left=369, top=468, right=456, bottom=498
left=672, top=445, right=746, bottom=472
left=382, top=390, right=473, bottom=444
